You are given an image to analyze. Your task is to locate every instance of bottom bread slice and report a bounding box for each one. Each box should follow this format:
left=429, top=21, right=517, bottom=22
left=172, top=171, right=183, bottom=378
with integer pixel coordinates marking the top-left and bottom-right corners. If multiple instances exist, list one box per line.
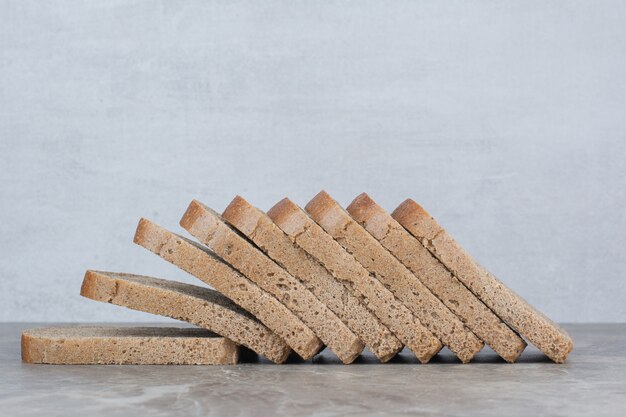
left=22, top=326, right=238, bottom=365
left=80, top=270, right=291, bottom=363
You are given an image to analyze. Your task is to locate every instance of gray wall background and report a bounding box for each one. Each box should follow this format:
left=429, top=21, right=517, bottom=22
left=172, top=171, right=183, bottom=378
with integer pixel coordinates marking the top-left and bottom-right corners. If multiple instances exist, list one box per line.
left=1, top=0, right=624, bottom=323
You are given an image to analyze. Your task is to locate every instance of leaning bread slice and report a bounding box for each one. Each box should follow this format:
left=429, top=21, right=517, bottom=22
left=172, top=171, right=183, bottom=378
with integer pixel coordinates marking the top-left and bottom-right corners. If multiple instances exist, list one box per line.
left=348, top=193, right=527, bottom=362
left=392, top=199, right=574, bottom=363
left=133, top=219, right=322, bottom=360
left=221, top=196, right=402, bottom=362
left=307, top=191, right=483, bottom=363
left=80, top=270, right=289, bottom=363
left=267, top=198, right=442, bottom=363
left=180, top=200, right=364, bottom=364
left=22, top=326, right=238, bottom=365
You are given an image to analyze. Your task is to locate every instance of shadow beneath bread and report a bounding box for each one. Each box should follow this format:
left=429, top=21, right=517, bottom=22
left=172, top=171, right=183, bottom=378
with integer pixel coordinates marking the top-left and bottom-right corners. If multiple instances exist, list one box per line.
left=238, top=346, right=554, bottom=365
left=238, top=347, right=261, bottom=363
left=508, top=352, right=554, bottom=364
left=425, top=347, right=553, bottom=364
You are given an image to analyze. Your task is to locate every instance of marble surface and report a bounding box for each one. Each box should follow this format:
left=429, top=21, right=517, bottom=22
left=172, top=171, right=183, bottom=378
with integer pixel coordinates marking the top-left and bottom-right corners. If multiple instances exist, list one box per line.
left=1, top=323, right=624, bottom=416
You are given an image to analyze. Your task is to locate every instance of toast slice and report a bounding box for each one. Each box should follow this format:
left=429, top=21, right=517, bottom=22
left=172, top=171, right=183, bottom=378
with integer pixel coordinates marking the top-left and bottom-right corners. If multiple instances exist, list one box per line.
left=267, top=198, right=442, bottom=363
left=347, top=193, right=527, bottom=362
left=307, top=191, right=484, bottom=363
left=392, top=199, right=574, bottom=363
left=80, top=271, right=289, bottom=362
left=133, top=219, right=323, bottom=360
left=221, top=195, right=402, bottom=362
left=22, top=326, right=238, bottom=365
left=180, top=200, right=364, bottom=364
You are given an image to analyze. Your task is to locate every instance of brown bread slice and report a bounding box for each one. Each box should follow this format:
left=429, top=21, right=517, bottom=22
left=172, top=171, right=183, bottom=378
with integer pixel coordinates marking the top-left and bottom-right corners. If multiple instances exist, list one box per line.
left=133, top=219, right=323, bottom=360
left=348, top=193, right=527, bottom=362
left=267, top=198, right=442, bottom=363
left=180, top=200, right=364, bottom=364
left=22, top=326, right=238, bottom=365
left=392, top=199, right=574, bottom=363
left=221, top=196, right=402, bottom=362
left=80, top=270, right=289, bottom=363
left=307, top=191, right=484, bottom=363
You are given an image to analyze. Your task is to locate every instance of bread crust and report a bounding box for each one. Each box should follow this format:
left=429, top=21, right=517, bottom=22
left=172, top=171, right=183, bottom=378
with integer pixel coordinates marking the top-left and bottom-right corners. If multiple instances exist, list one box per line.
left=266, top=198, right=309, bottom=237
left=391, top=199, right=442, bottom=240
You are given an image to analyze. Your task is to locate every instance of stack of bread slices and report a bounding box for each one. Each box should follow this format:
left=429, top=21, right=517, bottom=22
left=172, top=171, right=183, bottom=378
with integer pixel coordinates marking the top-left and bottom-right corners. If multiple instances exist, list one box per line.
left=22, top=191, right=573, bottom=365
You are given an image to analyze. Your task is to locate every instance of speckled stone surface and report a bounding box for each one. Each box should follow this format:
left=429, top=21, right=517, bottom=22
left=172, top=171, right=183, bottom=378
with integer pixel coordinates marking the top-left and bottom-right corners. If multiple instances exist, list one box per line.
left=1, top=323, right=624, bottom=416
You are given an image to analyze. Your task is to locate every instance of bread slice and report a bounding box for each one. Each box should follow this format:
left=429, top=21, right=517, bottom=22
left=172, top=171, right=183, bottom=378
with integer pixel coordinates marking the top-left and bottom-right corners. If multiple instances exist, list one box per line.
left=306, top=191, right=484, bottom=363
left=221, top=196, right=402, bottom=362
left=133, top=218, right=323, bottom=360
left=22, top=326, right=238, bottom=365
left=347, top=193, right=527, bottom=362
left=267, top=198, right=442, bottom=363
left=180, top=200, right=364, bottom=364
left=80, top=270, right=290, bottom=363
left=392, top=199, right=574, bottom=363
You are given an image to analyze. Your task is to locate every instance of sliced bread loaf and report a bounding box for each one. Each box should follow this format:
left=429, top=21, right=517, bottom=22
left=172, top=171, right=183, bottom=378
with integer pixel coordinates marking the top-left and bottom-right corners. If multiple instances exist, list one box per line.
left=221, top=195, right=402, bottom=362
left=22, top=326, right=238, bottom=365
left=307, top=191, right=484, bottom=363
left=79, top=271, right=289, bottom=363
left=348, top=193, right=527, bottom=362
left=133, top=219, right=323, bottom=360
left=180, top=200, right=364, bottom=364
left=392, top=199, right=574, bottom=363
left=267, top=198, right=442, bottom=363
